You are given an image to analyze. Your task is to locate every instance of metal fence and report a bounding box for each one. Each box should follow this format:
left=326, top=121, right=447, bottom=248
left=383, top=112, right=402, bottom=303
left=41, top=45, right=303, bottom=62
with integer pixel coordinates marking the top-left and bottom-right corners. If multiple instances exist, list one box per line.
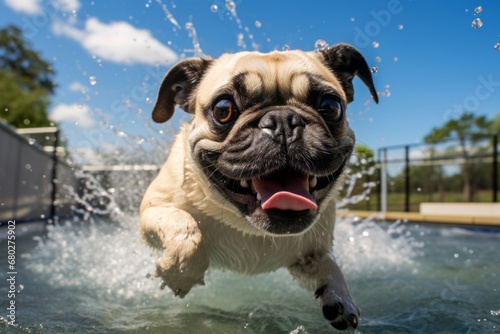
left=376, top=134, right=499, bottom=212
left=0, top=120, right=80, bottom=223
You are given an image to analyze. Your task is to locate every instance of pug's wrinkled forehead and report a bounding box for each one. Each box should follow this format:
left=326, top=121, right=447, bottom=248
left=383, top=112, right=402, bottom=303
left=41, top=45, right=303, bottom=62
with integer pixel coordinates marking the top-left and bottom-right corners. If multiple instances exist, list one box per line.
left=195, top=50, right=347, bottom=111
left=151, top=44, right=377, bottom=125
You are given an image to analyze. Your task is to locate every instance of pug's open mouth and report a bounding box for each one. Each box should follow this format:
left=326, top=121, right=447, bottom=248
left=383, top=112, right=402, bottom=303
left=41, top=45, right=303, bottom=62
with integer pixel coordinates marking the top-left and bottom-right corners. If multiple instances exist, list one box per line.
left=209, top=167, right=340, bottom=234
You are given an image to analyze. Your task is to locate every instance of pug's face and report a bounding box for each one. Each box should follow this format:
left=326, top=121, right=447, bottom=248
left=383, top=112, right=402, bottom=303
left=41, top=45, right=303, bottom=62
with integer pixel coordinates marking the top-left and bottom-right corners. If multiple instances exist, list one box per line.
left=152, top=44, right=378, bottom=235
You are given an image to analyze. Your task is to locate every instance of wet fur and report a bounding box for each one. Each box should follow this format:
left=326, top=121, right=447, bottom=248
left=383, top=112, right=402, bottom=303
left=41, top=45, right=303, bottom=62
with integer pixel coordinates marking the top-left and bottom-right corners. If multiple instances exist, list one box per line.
left=140, top=44, right=377, bottom=330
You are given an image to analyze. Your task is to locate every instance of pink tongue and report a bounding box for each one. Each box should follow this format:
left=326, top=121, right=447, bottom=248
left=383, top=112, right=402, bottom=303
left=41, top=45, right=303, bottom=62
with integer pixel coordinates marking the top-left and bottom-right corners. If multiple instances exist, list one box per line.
left=253, top=175, right=317, bottom=211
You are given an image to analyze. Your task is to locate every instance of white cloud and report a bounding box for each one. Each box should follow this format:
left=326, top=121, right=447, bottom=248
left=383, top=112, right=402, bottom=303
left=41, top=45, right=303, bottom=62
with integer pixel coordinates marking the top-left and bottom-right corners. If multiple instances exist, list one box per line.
left=55, top=0, right=80, bottom=12
left=52, top=17, right=178, bottom=66
left=4, top=0, right=42, bottom=14
left=68, top=81, right=88, bottom=92
left=51, top=103, right=95, bottom=128
left=4, top=0, right=80, bottom=14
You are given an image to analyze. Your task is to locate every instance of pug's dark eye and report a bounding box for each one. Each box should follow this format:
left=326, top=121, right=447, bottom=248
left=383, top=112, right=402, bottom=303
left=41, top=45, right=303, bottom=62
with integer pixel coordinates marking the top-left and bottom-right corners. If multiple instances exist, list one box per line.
left=318, top=96, right=343, bottom=122
left=213, top=99, right=238, bottom=124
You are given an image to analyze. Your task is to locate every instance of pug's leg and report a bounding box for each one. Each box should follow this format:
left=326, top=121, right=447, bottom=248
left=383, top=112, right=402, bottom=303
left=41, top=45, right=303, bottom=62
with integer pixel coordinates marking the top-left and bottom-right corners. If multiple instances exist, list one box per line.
left=140, top=206, right=209, bottom=297
left=289, top=252, right=359, bottom=330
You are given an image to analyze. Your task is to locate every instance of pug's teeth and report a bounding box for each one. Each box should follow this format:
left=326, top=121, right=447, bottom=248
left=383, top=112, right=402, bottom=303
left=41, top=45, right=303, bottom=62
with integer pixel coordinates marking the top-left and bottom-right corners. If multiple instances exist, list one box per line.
left=256, top=192, right=262, bottom=201
left=309, top=175, right=317, bottom=189
left=240, top=180, right=249, bottom=188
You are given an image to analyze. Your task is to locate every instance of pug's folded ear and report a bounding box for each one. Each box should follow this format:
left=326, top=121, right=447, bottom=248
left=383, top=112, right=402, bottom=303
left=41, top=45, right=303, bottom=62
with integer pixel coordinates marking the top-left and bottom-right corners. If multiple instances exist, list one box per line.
left=319, top=43, right=378, bottom=104
left=152, top=58, right=212, bottom=123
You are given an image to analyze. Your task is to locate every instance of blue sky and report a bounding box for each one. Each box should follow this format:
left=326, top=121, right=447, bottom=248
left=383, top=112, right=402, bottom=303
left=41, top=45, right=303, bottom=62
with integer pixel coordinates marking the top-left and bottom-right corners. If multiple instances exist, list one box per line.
left=1, top=0, right=499, bottom=163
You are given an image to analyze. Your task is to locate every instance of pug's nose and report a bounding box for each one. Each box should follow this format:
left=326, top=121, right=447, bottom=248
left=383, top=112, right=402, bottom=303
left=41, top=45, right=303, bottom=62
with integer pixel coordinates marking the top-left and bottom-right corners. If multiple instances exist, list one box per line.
left=259, top=110, right=305, bottom=145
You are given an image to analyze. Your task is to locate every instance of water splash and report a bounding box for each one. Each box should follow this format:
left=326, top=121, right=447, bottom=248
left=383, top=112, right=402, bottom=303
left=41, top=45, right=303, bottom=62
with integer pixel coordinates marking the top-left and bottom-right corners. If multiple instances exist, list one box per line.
left=237, top=32, right=246, bottom=48
left=155, top=0, right=181, bottom=29
left=474, top=5, right=483, bottom=15
left=23, top=217, right=160, bottom=302
left=494, top=43, right=500, bottom=50
left=88, top=76, right=97, bottom=85
left=210, top=4, right=218, bottom=13
left=184, top=22, right=205, bottom=57
left=372, top=41, right=380, bottom=48
left=225, top=0, right=242, bottom=29
left=371, top=65, right=379, bottom=73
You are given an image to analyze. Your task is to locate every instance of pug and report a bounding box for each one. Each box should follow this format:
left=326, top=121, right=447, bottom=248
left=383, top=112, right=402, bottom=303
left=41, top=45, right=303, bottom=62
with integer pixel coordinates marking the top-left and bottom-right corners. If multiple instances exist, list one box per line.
left=140, top=43, right=378, bottom=330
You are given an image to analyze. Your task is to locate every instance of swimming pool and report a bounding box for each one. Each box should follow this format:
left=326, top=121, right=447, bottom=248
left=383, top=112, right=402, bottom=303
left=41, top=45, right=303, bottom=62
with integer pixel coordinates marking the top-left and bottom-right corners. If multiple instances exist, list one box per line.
left=1, top=216, right=498, bottom=333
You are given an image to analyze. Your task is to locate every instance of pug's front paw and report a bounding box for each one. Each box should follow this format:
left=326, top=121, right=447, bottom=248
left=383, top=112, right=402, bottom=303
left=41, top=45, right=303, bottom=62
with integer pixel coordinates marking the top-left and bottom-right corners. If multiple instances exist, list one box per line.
left=156, top=248, right=209, bottom=298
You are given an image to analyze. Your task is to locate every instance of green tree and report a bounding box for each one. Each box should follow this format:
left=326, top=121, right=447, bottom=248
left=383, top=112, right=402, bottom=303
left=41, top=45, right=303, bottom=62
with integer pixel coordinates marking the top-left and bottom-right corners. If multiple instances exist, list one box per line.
left=424, top=112, right=494, bottom=201
left=0, top=25, right=56, bottom=128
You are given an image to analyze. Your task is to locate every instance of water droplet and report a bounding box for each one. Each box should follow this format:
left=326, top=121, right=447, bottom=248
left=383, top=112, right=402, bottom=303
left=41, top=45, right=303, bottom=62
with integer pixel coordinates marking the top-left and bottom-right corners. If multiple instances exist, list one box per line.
left=25, top=163, right=32, bottom=170
left=225, top=0, right=235, bottom=12
left=393, top=57, right=399, bottom=62
left=282, top=44, right=290, bottom=51
left=237, top=33, right=245, bottom=47
left=371, top=66, right=379, bottom=73
left=23, top=119, right=31, bottom=125
left=145, top=97, right=152, bottom=104
left=350, top=17, right=355, bottom=22
left=18, top=284, right=24, bottom=291
left=375, top=56, right=381, bottom=62
left=398, top=24, right=404, bottom=30
left=474, top=5, right=482, bottom=15
left=255, top=20, right=262, bottom=28
left=185, top=22, right=193, bottom=29
left=494, top=43, right=500, bottom=50
left=372, top=41, right=380, bottom=48
left=314, top=39, right=328, bottom=51
left=28, top=138, right=36, bottom=145
left=210, top=4, right=218, bottom=12
left=40, top=214, right=45, bottom=219
left=89, top=76, right=97, bottom=85
left=145, top=3, right=149, bottom=8
left=471, top=18, right=483, bottom=29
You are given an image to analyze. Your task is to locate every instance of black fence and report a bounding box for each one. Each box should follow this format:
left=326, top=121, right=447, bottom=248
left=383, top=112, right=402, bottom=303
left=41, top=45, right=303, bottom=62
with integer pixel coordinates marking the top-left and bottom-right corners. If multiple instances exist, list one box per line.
left=0, top=120, right=81, bottom=223
left=374, top=134, right=499, bottom=212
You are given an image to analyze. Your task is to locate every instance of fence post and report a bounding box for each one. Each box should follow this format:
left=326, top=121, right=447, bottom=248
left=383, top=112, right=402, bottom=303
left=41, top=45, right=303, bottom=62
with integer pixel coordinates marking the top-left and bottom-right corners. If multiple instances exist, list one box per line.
left=50, top=129, right=60, bottom=220
left=405, top=145, right=410, bottom=212
left=493, top=134, right=498, bottom=203
left=380, top=148, right=388, bottom=212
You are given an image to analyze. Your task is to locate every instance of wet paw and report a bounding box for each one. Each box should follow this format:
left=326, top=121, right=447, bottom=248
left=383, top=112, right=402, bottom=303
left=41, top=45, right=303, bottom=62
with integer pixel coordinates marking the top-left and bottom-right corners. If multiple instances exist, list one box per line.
left=155, top=250, right=208, bottom=298
left=315, top=284, right=360, bottom=330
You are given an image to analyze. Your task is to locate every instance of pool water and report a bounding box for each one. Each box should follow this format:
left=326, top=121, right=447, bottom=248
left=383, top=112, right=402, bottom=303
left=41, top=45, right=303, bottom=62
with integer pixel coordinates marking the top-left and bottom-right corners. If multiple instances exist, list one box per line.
left=1, top=216, right=499, bottom=333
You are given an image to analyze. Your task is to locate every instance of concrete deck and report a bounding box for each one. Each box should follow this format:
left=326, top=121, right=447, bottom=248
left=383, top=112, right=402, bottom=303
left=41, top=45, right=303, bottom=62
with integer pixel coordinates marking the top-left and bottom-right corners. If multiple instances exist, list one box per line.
left=336, top=210, right=500, bottom=227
